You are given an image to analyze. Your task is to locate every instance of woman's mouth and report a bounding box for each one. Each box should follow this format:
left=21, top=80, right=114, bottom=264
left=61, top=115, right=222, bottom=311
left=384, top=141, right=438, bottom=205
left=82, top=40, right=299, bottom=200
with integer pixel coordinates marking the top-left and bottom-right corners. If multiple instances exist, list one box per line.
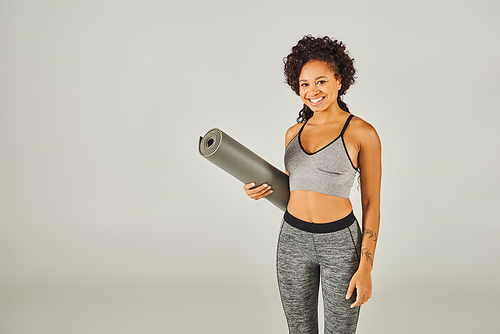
left=308, top=96, right=325, bottom=106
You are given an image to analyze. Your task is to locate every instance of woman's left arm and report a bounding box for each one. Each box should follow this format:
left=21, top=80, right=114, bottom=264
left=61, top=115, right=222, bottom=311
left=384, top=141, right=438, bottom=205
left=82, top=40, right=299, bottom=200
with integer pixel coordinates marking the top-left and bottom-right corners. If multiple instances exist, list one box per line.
left=346, top=120, right=382, bottom=308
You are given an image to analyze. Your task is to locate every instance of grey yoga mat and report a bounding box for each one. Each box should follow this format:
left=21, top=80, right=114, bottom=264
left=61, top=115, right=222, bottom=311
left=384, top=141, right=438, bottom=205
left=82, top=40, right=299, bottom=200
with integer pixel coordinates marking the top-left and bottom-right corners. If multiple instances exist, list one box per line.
left=199, top=128, right=290, bottom=211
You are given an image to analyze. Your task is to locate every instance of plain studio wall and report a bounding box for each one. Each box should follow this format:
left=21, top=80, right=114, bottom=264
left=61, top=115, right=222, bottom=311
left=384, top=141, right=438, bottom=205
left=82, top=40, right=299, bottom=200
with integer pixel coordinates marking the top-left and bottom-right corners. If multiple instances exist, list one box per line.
left=1, top=0, right=499, bottom=333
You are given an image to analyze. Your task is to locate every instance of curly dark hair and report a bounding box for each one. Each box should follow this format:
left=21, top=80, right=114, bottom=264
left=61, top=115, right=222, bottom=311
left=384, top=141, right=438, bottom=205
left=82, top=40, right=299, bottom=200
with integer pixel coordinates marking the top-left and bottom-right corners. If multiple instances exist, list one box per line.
left=284, top=35, right=356, bottom=123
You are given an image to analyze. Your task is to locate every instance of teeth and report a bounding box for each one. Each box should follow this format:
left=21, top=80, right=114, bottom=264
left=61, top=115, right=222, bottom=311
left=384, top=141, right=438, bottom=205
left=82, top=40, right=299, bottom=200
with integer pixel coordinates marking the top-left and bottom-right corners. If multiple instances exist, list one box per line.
left=310, top=97, right=324, bottom=103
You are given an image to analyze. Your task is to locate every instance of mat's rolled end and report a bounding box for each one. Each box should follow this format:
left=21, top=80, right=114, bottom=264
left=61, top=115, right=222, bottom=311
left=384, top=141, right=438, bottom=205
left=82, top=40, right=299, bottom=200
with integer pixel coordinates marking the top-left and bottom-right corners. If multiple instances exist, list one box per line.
left=199, top=128, right=223, bottom=157
left=199, top=127, right=289, bottom=211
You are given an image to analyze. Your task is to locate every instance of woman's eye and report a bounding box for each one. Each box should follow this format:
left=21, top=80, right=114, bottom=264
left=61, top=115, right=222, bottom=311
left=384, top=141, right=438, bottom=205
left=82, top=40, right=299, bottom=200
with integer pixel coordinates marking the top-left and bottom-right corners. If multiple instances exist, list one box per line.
left=300, top=83, right=309, bottom=87
left=318, top=80, right=326, bottom=85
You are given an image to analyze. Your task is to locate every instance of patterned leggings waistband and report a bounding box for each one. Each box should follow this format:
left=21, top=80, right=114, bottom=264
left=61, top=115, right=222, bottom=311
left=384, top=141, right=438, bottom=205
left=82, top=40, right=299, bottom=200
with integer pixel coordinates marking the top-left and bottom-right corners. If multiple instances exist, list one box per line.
left=283, top=210, right=356, bottom=233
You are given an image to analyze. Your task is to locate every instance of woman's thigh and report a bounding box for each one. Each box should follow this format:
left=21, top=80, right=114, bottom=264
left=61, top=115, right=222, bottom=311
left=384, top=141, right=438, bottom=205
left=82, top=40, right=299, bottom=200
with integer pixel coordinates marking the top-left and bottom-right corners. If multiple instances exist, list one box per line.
left=277, top=220, right=321, bottom=334
left=317, top=221, right=362, bottom=334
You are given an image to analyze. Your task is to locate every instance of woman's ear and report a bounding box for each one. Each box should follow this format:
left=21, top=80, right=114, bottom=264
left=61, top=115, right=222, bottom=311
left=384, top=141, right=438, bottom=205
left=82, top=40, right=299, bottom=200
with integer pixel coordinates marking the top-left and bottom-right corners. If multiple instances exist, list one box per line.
left=337, top=78, right=342, bottom=91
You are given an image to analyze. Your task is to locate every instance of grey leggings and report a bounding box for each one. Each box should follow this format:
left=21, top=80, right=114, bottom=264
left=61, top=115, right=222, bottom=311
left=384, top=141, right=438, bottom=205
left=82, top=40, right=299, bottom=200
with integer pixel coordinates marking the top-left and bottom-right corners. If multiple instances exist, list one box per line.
left=276, top=211, right=362, bottom=334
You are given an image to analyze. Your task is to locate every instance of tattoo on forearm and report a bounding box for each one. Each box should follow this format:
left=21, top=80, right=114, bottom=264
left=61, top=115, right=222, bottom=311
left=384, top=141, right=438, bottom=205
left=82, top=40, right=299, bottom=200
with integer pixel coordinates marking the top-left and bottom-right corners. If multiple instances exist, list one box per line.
left=361, top=247, right=374, bottom=266
left=363, top=228, right=378, bottom=242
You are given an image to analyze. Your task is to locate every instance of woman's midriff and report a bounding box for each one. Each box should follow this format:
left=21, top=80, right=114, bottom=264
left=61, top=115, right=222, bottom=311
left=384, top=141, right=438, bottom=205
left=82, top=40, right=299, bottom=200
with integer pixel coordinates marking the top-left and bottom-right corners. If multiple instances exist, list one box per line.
left=287, top=190, right=353, bottom=223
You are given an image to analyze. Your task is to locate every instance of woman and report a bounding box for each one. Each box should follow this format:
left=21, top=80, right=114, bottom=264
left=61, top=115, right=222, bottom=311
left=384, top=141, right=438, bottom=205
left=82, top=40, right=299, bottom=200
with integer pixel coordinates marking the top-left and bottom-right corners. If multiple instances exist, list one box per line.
left=244, top=36, right=381, bottom=333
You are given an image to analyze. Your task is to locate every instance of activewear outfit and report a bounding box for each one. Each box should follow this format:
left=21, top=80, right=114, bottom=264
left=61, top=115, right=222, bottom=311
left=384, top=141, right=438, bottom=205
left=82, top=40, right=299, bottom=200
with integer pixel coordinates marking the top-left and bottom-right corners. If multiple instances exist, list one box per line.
left=279, top=114, right=361, bottom=333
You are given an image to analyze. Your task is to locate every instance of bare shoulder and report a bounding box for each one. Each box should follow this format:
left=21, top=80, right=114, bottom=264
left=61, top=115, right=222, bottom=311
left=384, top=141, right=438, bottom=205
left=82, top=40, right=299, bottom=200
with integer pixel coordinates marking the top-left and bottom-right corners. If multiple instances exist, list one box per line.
left=349, top=115, right=381, bottom=145
left=285, top=123, right=303, bottom=147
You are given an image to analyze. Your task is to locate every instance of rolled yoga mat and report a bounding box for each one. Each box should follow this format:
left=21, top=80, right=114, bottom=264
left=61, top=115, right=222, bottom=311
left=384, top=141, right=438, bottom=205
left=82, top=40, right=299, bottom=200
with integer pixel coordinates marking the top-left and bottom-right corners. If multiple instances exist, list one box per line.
left=199, top=128, right=290, bottom=211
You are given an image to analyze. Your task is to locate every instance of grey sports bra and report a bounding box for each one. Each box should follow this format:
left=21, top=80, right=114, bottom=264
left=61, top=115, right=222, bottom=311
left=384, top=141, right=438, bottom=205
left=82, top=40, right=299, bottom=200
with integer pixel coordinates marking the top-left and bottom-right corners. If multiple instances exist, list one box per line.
left=284, top=114, right=358, bottom=198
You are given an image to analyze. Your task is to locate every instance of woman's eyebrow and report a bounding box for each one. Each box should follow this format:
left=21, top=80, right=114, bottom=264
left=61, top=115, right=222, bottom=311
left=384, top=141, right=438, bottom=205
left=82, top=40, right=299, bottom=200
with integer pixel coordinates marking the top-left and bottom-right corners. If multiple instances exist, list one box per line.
left=299, top=75, right=329, bottom=82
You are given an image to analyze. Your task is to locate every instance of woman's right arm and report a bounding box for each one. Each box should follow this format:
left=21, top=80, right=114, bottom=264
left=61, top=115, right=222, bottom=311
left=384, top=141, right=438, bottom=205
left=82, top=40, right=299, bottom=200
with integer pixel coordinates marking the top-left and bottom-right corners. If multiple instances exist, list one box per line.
left=243, top=123, right=301, bottom=200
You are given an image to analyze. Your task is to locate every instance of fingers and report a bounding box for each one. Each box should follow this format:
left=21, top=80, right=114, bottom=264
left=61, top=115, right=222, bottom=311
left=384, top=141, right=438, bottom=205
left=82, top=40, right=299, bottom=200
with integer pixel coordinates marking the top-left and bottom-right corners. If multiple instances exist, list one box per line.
left=243, top=182, right=255, bottom=190
left=345, top=280, right=355, bottom=300
left=350, top=297, right=362, bottom=308
left=348, top=286, right=372, bottom=308
left=346, top=274, right=373, bottom=308
left=243, top=182, right=273, bottom=200
left=350, top=294, right=370, bottom=308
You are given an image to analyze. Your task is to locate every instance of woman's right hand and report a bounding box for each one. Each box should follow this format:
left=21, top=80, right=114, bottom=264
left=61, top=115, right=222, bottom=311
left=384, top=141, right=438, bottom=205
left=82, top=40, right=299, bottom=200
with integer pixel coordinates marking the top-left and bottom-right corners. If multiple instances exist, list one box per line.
left=243, top=182, right=273, bottom=200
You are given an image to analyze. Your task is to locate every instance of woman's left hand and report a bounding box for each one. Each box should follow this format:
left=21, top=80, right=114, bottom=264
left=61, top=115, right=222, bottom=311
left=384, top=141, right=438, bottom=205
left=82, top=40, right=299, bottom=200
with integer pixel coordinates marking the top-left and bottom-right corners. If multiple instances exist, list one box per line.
left=346, top=269, right=372, bottom=308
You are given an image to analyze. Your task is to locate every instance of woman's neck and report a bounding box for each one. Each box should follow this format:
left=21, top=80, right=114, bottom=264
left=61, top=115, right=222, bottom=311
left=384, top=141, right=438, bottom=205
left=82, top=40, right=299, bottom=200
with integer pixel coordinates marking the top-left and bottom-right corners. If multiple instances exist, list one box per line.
left=308, top=106, right=347, bottom=125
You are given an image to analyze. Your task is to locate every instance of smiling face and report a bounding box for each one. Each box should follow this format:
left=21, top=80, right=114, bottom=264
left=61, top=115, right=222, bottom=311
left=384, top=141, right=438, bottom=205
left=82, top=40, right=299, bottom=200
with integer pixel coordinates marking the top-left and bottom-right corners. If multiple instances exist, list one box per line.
left=298, top=60, right=342, bottom=113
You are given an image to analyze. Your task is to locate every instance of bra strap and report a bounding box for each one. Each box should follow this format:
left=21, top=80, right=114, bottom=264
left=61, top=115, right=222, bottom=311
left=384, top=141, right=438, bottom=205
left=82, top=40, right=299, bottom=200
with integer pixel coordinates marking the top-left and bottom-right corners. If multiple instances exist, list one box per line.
left=298, top=118, right=309, bottom=135
left=340, top=114, right=354, bottom=137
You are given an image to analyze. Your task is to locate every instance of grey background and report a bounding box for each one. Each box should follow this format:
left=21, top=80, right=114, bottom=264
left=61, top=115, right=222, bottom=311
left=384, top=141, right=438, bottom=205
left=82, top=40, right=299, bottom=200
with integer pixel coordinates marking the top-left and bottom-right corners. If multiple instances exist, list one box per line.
left=1, top=0, right=499, bottom=333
